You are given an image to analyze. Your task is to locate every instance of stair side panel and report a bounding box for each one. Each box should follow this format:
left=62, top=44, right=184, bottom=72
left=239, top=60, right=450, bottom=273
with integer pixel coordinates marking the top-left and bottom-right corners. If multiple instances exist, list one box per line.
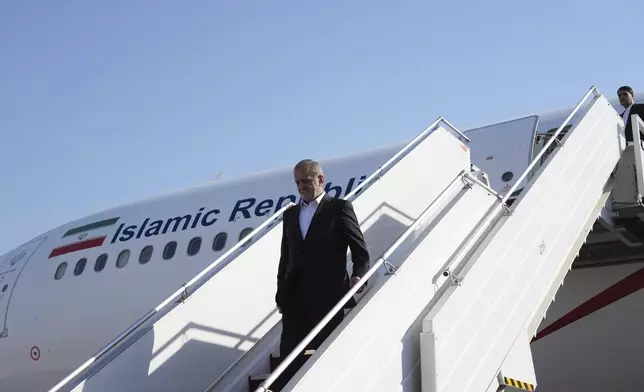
left=422, top=96, right=624, bottom=392
left=284, top=185, right=499, bottom=392
left=70, top=126, right=472, bottom=392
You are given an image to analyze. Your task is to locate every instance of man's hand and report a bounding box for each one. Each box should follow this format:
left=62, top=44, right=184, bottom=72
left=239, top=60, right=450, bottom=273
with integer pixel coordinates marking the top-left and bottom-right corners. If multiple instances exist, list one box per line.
left=351, top=276, right=365, bottom=294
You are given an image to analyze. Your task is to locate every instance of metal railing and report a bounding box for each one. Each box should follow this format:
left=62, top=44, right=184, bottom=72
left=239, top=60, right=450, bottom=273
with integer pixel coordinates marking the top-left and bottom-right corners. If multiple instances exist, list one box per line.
left=205, top=116, right=468, bottom=391
left=630, top=113, right=644, bottom=203
left=255, top=86, right=603, bottom=392
left=49, top=116, right=467, bottom=392
left=436, top=85, right=602, bottom=284
left=503, top=86, right=600, bottom=205
left=343, top=116, right=469, bottom=202
left=47, top=201, right=297, bottom=392
left=253, top=170, right=474, bottom=392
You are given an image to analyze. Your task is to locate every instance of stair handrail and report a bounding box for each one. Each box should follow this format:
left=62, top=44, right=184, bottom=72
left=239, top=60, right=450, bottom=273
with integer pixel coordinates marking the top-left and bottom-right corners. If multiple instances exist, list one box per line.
left=502, top=86, right=600, bottom=205
left=255, top=85, right=602, bottom=392
left=49, top=116, right=467, bottom=392
left=47, top=202, right=296, bottom=392
left=629, top=113, right=644, bottom=203
left=435, top=85, right=602, bottom=285
left=205, top=116, right=467, bottom=392
left=254, top=170, right=482, bottom=392
left=344, top=116, right=469, bottom=201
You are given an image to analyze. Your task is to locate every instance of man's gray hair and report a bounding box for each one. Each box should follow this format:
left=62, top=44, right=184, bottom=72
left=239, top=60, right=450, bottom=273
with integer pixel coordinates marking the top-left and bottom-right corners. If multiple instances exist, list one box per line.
left=294, top=159, right=324, bottom=176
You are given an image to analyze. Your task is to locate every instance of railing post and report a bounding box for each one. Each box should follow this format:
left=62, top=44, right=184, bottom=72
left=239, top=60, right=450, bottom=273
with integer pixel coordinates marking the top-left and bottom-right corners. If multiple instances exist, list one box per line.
left=631, top=114, right=644, bottom=204
left=48, top=115, right=468, bottom=392
left=254, top=171, right=481, bottom=392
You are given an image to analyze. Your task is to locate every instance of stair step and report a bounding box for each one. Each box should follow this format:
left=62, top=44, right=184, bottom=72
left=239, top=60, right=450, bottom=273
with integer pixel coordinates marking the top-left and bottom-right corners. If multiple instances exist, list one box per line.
left=270, top=349, right=315, bottom=371
left=248, top=350, right=317, bottom=391
left=248, top=374, right=269, bottom=391
left=269, top=354, right=280, bottom=372
left=499, top=375, right=535, bottom=391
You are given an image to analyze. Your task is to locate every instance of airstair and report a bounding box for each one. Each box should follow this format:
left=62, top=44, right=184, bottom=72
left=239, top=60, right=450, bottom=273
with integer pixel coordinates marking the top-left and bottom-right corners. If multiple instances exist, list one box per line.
left=49, top=86, right=634, bottom=392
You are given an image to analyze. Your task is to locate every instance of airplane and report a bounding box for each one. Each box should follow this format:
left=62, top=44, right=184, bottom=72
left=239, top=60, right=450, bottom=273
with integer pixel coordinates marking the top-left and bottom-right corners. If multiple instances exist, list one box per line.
left=0, top=93, right=641, bottom=392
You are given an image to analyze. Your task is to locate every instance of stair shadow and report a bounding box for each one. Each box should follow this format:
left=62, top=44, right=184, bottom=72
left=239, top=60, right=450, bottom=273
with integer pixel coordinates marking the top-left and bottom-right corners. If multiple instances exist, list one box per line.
left=273, top=202, right=437, bottom=391
left=76, top=309, right=277, bottom=392
left=348, top=202, right=416, bottom=298
left=207, top=201, right=419, bottom=392
left=75, top=200, right=419, bottom=392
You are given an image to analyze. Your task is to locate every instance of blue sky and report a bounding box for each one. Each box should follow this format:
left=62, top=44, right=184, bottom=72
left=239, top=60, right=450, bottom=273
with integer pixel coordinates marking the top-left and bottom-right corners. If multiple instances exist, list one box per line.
left=1, top=0, right=642, bottom=254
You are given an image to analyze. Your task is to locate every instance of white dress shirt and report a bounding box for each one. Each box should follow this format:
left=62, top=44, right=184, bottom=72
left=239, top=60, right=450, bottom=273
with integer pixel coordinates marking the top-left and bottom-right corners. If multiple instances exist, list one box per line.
left=622, top=102, right=634, bottom=125
left=299, top=192, right=325, bottom=238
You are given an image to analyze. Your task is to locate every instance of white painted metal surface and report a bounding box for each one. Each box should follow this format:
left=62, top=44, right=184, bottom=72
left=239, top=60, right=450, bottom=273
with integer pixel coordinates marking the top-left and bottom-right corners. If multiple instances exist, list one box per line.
left=497, top=329, right=537, bottom=388
left=630, top=114, right=644, bottom=203
left=252, top=171, right=483, bottom=392
left=45, top=87, right=633, bottom=392
left=464, top=115, right=538, bottom=197
left=281, top=177, right=500, bottom=392
left=420, top=93, right=625, bottom=392
left=58, top=122, right=472, bottom=392
left=0, top=238, right=47, bottom=339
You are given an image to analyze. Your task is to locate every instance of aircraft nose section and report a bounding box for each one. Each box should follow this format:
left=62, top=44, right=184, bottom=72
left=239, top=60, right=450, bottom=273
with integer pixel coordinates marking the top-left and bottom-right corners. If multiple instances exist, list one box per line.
left=0, top=238, right=47, bottom=339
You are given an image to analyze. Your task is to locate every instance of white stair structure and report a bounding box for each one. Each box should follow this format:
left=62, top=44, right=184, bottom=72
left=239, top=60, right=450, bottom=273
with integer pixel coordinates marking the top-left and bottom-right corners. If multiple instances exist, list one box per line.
left=50, top=86, right=634, bottom=392
left=48, top=116, right=475, bottom=392
left=419, top=88, right=623, bottom=392
left=246, top=87, right=625, bottom=392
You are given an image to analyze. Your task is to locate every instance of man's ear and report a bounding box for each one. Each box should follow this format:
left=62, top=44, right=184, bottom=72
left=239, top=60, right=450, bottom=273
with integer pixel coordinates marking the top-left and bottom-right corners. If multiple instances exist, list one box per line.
left=318, top=174, right=325, bottom=185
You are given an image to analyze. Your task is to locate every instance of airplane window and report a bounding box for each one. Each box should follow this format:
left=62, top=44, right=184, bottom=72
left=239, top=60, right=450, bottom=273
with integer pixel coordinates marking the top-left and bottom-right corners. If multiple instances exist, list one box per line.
left=239, top=227, right=253, bottom=240
left=163, top=242, right=177, bottom=260
left=239, top=227, right=254, bottom=246
left=54, top=262, right=68, bottom=280
left=116, top=250, right=130, bottom=268
left=212, top=232, right=227, bottom=252
left=2, top=284, right=8, bottom=293
left=74, top=258, right=87, bottom=276
left=95, top=254, right=108, bottom=272
left=140, top=246, right=153, bottom=264
left=187, top=237, right=202, bottom=256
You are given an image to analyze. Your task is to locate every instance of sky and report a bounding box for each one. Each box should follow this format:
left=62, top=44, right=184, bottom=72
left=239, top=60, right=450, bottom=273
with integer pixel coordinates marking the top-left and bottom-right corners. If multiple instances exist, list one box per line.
left=1, top=0, right=642, bottom=254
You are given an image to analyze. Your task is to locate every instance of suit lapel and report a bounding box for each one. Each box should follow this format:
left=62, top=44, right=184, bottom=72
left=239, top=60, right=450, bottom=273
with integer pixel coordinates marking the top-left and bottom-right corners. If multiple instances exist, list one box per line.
left=290, top=204, right=304, bottom=243
left=304, top=194, right=330, bottom=242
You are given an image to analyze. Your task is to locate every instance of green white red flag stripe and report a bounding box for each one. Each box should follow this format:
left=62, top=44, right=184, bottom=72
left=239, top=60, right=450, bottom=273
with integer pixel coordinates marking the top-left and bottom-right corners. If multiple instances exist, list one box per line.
left=63, top=217, right=120, bottom=237
left=49, top=237, right=106, bottom=258
left=49, top=217, right=120, bottom=258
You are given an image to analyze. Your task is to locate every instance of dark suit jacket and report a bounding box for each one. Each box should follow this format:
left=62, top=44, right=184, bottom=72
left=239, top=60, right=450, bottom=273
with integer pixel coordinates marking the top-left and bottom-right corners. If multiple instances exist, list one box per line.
left=275, top=194, right=370, bottom=312
left=622, top=103, right=644, bottom=142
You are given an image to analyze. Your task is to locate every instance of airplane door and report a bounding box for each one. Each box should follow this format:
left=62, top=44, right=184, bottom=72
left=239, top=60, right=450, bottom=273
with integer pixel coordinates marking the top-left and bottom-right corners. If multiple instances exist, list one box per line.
left=0, top=237, right=46, bottom=338
left=464, top=115, right=539, bottom=199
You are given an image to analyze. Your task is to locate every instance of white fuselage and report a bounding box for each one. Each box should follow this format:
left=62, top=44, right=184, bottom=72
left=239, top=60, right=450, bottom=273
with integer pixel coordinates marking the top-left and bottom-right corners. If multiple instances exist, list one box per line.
left=0, top=96, right=636, bottom=391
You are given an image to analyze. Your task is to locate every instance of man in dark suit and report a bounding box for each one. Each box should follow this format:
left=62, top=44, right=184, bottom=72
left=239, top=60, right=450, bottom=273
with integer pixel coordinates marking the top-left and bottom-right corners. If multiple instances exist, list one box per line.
left=617, top=86, right=644, bottom=142
left=276, top=158, right=370, bottom=361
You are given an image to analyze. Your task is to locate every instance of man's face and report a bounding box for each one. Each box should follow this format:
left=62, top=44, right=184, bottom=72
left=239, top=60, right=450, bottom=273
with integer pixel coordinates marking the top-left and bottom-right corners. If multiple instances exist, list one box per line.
left=619, top=89, right=634, bottom=108
left=294, top=167, right=324, bottom=202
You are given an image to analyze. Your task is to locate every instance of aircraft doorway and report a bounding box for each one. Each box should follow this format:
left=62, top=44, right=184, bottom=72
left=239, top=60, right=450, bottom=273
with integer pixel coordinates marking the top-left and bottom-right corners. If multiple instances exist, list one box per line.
left=464, top=115, right=539, bottom=197
left=0, top=238, right=46, bottom=338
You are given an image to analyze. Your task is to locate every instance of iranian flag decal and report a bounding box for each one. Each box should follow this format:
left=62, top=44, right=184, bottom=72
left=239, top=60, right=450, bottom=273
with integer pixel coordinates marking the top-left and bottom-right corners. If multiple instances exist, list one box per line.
left=49, top=217, right=120, bottom=258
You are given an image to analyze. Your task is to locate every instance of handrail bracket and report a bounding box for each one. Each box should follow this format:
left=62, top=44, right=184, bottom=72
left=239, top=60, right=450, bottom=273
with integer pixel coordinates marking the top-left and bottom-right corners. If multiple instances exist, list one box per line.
left=179, top=285, right=189, bottom=303
left=441, top=269, right=462, bottom=287
left=501, top=200, right=512, bottom=216
left=383, top=259, right=397, bottom=276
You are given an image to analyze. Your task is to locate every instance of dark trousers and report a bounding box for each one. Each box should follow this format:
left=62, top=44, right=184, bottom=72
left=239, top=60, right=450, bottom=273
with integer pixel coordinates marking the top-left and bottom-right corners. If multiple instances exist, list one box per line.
left=280, top=303, right=344, bottom=357
left=273, top=303, right=344, bottom=391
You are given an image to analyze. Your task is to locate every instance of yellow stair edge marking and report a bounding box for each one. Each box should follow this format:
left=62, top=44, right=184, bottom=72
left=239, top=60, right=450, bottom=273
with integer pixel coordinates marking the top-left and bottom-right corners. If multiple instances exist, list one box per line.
left=502, top=376, right=535, bottom=391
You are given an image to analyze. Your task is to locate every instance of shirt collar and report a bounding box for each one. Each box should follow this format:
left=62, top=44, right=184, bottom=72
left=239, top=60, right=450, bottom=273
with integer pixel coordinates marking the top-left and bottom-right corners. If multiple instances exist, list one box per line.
left=301, top=191, right=325, bottom=207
